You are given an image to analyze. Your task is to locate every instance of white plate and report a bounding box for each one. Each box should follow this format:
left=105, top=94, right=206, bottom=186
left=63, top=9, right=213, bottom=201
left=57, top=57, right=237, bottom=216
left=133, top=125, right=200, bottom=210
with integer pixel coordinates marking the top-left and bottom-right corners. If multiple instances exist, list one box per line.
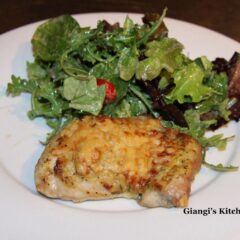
left=0, top=13, right=240, bottom=240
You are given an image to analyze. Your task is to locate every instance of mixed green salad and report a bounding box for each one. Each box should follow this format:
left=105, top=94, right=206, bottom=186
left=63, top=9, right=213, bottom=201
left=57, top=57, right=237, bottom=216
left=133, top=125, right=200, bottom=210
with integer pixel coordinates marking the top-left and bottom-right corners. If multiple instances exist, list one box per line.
left=7, top=10, right=240, bottom=171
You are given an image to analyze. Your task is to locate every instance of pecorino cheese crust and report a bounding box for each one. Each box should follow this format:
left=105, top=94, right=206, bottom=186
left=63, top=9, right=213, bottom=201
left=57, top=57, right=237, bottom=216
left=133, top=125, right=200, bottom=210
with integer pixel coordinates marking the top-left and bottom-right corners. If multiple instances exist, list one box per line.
left=35, top=116, right=202, bottom=208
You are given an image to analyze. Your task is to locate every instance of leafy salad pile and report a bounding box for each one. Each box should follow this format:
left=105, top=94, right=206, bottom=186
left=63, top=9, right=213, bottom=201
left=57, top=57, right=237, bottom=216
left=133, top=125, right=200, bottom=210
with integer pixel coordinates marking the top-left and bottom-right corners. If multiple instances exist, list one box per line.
left=7, top=10, right=240, bottom=171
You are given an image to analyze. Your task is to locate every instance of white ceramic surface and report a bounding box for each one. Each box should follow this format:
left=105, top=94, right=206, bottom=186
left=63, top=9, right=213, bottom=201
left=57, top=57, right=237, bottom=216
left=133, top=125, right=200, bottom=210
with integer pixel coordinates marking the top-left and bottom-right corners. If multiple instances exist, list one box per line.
left=0, top=13, right=239, bottom=240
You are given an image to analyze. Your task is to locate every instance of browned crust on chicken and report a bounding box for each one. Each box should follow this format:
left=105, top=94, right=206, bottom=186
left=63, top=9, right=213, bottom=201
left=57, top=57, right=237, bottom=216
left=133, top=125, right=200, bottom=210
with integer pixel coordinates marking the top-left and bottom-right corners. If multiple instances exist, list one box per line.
left=35, top=116, right=202, bottom=208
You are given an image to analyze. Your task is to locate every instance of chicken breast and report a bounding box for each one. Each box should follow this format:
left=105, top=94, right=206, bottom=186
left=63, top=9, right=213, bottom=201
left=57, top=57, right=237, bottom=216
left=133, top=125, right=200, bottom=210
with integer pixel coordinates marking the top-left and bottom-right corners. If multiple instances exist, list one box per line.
left=35, top=116, right=202, bottom=208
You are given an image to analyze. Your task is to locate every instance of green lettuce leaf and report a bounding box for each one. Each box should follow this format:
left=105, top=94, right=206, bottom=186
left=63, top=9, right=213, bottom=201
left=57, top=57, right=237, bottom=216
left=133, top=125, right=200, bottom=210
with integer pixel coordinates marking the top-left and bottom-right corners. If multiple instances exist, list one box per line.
left=166, top=62, right=213, bottom=103
left=62, top=77, right=105, bottom=115
left=136, top=38, right=184, bottom=80
left=32, top=15, right=81, bottom=61
left=27, top=62, right=47, bottom=80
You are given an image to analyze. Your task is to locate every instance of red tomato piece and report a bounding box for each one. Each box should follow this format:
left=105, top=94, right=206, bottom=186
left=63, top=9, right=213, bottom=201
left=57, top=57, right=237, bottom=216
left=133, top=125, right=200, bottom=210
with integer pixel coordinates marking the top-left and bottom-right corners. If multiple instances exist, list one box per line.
left=97, top=78, right=116, bottom=103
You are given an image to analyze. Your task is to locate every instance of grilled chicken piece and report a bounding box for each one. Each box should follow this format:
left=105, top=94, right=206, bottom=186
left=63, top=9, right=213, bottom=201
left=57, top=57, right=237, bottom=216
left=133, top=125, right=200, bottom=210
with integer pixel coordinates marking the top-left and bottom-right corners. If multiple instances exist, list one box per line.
left=35, top=116, right=202, bottom=208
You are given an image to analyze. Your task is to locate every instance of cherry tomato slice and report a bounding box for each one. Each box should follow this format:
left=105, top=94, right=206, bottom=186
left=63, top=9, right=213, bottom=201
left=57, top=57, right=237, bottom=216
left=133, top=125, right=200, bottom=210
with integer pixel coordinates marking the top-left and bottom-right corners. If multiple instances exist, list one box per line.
left=97, top=78, right=116, bottom=103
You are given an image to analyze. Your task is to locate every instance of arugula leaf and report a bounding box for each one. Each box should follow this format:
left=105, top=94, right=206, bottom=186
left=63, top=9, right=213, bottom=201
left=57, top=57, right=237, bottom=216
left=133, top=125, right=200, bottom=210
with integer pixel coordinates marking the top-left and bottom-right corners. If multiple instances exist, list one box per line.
left=103, top=94, right=147, bottom=117
left=7, top=12, right=238, bottom=164
left=60, top=51, right=89, bottom=80
left=203, top=160, right=238, bottom=172
left=129, top=84, right=159, bottom=117
left=162, top=109, right=228, bottom=150
left=62, top=77, right=105, bottom=115
left=184, top=109, right=229, bottom=150
left=184, top=109, right=215, bottom=139
left=8, top=65, right=67, bottom=120
left=137, top=8, right=167, bottom=46
left=46, top=61, right=68, bottom=83
left=203, top=134, right=229, bottom=150
left=28, top=79, right=66, bottom=119
left=197, top=72, right=230, bottom=120
left=195, top=56, right=213, bottom=72
left=42, top=118, right=62, bottom=144
left=7, top=75, right=37, bottom=96
left=118, top=47, right=138, bottom=81
left=123, top=16, right=135, bottom=34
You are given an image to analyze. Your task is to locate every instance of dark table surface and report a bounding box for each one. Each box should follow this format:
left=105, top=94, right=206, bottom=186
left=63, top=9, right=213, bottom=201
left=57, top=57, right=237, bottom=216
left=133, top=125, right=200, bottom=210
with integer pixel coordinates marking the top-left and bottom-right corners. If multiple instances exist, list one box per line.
left=1, top=0, right=240, bottom=42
